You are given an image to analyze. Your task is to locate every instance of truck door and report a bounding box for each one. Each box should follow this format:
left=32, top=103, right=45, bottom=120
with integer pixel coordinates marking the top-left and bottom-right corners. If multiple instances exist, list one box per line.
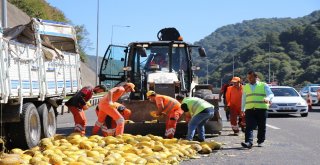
left=99, top=45, right=128, bottom=88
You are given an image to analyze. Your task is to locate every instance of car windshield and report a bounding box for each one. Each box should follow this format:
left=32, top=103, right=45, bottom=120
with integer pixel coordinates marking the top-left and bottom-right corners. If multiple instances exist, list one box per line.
left=271, top=88, right=299, bottom=97
left=310, top=86, right=320, bottom=92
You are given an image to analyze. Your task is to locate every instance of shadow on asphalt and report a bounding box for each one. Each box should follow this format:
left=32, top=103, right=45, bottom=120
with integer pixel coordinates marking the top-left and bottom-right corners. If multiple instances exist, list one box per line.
left=220, top=147, right=246, bottom=150
left=267, top=114, right=299, bottom=118
left=57, top=126, right=95, bottom=136
left=309, top=109, right=320, bottom=113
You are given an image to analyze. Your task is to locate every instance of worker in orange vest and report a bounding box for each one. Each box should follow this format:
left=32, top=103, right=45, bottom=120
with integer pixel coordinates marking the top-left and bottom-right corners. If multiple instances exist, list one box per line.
left=95, top=102, right=131, bottom=136
left=226, top=77, right=245, bottom=135
left=65, top=86, right=93, bottom=136
left=92, top=83, right=135, bottom=136
left=147, top=91, right=183, bottom=138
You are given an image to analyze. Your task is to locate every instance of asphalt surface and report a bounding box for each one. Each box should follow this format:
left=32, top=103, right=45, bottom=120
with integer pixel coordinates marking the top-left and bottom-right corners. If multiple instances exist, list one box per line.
left=57, top=106, right=320, bottom=165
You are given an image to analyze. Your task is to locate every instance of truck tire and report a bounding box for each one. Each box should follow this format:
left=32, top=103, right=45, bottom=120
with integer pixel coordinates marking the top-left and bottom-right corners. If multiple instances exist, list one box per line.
left=11, top=103, right=41, bottom=149
left=38, top=104, right=57, bottom=138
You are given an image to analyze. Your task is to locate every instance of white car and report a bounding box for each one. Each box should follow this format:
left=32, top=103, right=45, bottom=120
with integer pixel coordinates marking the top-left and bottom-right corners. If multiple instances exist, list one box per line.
left=268, top=86, right=308, bottom=117
left=300, top=85, right=320, bottom=105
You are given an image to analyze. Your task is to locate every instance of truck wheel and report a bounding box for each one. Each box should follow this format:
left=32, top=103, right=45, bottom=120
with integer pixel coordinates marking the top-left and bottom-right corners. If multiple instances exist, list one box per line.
left=11, top=103, right=41, bottom=149
left=38, top=104, right=57, bottom=138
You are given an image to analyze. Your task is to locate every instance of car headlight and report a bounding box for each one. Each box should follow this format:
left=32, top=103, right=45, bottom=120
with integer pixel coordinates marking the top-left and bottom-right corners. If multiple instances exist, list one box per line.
left=311, top=93, right=317, bottom=97
left=297, top=102, right=307, bottom=106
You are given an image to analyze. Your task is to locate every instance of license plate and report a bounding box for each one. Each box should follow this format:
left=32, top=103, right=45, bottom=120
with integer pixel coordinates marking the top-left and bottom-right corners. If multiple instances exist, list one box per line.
left=279, top=107, right=292, bottom=110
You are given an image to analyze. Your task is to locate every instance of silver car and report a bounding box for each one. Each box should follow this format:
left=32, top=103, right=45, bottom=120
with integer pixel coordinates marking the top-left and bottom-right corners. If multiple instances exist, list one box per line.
left=268, top=86, right=308, bottom=117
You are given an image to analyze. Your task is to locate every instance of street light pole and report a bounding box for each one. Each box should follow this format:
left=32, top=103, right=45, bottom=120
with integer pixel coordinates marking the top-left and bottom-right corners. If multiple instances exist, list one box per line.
left=232, top=54, right=234, bottom=77
left=268, top=42, right=271, bottom=83
left=95, top=0, right=100, bottom=86
left=206, top=57, right=208, bottom=84
left=111, top=25, right=130, bottom=45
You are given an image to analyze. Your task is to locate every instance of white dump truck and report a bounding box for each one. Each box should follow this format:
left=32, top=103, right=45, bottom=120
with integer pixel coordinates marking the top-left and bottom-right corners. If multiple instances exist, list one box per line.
left=0, top=18, right=81, bottom=148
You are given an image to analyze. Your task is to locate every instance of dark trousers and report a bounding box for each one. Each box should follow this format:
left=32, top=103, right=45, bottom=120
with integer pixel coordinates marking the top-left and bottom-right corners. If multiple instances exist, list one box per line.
left=245, top=109, right=267, bottom=144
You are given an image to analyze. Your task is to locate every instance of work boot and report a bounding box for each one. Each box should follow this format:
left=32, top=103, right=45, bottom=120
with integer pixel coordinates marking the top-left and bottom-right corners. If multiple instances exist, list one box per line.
left=258, top=142, right=264, bottom=147
left=241, top=142, right=252, bottom=149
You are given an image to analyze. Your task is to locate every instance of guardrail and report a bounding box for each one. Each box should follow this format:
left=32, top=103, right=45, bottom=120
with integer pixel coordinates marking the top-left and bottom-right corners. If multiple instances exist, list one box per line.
left=60, top=95, right=104, bottom=115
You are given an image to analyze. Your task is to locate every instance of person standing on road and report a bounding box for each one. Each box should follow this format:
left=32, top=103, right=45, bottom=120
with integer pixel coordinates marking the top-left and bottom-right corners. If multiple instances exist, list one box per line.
left=219, top=78, right=232, bottom=121
left=176, top=95, right=215, bottom=142
left=226, top=77, right=245, bottom=135
left=65, top=86, right=93, bottom=136
left=241, top=71, right=274, bottom=148
left=92, top=83, right=135, bottom=136
left=147, top=91, right=183, bottom=138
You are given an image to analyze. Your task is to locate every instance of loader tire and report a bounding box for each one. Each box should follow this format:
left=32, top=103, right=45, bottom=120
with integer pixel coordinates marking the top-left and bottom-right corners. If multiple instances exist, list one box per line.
left=194, top=89, right=213, bottom=99
left=38, top=104, right=57, bottom=138
left=11, top=103, right=41, bottom=149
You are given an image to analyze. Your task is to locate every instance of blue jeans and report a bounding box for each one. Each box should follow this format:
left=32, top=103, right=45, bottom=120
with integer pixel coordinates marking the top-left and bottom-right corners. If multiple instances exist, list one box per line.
left=186, top=107, right=215, bottom=141
left=245, top=109, right=267, bottom=144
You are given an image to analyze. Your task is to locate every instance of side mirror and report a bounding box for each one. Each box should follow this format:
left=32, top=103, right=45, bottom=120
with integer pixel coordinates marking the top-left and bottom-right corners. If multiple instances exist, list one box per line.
left=137, top=47, right=147, bottom=57
left=198, top=47, right=207, bottom=57
left=121, top=58, right=125, bottom=61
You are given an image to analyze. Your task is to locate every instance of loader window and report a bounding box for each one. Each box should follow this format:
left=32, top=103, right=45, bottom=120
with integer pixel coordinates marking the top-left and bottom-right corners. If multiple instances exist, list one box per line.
left=144, top=46, right=170, bottom=71
left=172, top=47, right=190, bottom=89
left=100, top=45, right=127, bottom=88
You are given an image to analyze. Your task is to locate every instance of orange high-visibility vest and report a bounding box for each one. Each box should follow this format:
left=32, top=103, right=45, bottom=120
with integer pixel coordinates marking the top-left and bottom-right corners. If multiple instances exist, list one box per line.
left=155, top=95, right=180, bottom=114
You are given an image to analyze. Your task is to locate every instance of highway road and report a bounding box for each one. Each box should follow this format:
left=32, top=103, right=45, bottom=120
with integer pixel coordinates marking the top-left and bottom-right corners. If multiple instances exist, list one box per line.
left=57, top=106, right=320, bottom=165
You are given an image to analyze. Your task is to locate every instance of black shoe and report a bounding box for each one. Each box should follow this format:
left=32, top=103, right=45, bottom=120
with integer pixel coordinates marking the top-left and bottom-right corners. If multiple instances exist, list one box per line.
left=241, top=127, right=246, bottom=133
left=257, top=142, right=264, bottom=147
left=241, top=142, right=252, bottom=149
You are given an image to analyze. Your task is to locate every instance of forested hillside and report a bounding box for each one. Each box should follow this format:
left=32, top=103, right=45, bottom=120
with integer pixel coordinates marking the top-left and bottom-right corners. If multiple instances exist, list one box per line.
left=195, top=10, right=320, bottom=87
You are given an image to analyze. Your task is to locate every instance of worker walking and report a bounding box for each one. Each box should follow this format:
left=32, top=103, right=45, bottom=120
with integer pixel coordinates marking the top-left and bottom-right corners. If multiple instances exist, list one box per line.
left=226, top=77, right=245, bottom=135
left=95, top=102, right=131, bottom=136
left=241, top=71, right=274, bottom=149
left=92, top=83, right=135, bottom=136
left=176, top=95, right=215, bottom=142
left=65, top=86, right=93, bottom=136
left=147, top=91, right=183, bottom=138
left=219, top=78, right=232, bottom=121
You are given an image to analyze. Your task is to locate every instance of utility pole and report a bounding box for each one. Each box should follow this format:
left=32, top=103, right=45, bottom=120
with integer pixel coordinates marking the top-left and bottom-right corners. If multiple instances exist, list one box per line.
left=206, top=57, right=209, bottom=84
left=1, top=0, right=7, bottom=28
left=95, top=0, right=100, bottom=86
left=268, top=42, right=271, bottom=83
left=232, top=54, right=235, bottom=77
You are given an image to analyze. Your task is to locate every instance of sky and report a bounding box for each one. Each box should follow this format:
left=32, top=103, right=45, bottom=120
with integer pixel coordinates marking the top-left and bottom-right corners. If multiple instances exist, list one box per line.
left=46, top=0, right=319, bottom=56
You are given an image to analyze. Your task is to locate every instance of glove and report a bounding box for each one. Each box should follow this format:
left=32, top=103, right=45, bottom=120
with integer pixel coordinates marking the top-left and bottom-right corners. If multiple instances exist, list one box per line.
left=150, top=111, right=160, bottom=118
left=109, top=102, right=116, bottom=109
left=117, top=105, right=126, bottom=112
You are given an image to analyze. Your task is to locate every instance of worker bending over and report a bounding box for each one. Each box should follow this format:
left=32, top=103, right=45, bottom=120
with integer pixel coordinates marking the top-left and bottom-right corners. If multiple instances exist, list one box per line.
left=176, top=95, right=215, bottom=142
left=147, top=91, right=183, bottom=138
left=92, top=83, right=135, bottom=136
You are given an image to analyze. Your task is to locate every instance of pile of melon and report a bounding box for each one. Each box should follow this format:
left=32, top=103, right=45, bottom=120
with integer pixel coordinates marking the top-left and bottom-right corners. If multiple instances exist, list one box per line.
left=0, top=133, right=221, bottom=165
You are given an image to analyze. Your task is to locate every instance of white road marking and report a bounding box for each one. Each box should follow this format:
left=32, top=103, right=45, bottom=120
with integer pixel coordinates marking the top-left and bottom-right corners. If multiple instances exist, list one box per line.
left=266, top=124, right=280, bottom=129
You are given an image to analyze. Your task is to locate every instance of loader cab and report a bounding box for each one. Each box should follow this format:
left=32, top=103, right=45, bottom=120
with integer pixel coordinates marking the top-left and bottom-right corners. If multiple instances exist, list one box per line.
left=99, top=40, right=206, bottom=100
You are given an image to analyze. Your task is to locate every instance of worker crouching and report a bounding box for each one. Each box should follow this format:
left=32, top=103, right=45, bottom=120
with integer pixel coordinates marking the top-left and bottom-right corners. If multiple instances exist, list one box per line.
left=95, top=102, right=131, bottom=136
left=147, top=91, right=183, bottom=139
left=92, top=83, right=135, bottom=136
